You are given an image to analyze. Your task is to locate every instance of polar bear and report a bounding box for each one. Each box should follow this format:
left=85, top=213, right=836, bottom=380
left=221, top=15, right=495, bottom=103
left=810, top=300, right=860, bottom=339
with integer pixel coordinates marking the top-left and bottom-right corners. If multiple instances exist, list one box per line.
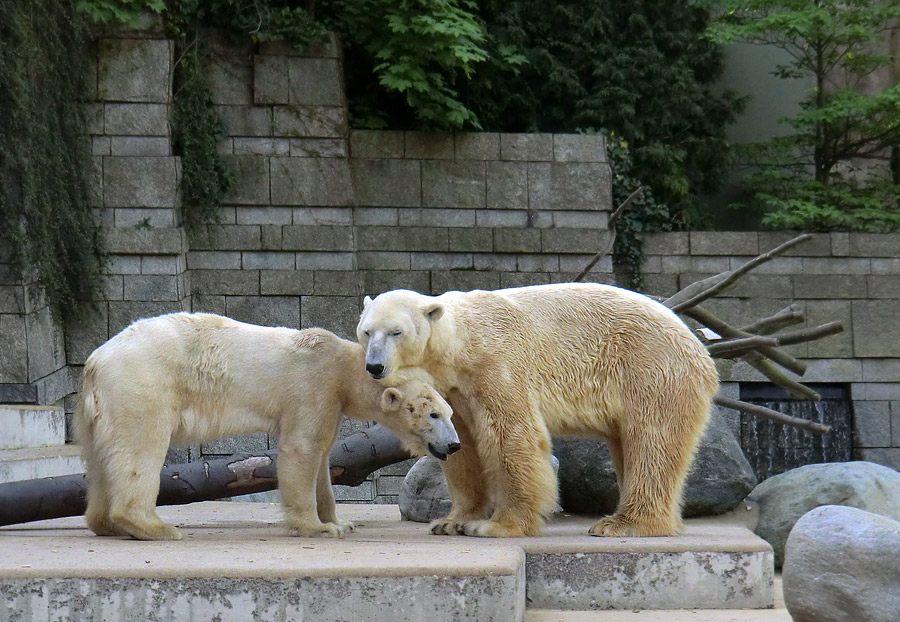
left=357, top=283, right=720, bottom=538
left=75, top=312, right=458, bottom=541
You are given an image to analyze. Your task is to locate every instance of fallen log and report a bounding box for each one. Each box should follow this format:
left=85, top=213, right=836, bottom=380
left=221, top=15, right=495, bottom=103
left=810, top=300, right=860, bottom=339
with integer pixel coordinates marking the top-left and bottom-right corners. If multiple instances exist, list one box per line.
left=0, top=423, right=412, bottom=528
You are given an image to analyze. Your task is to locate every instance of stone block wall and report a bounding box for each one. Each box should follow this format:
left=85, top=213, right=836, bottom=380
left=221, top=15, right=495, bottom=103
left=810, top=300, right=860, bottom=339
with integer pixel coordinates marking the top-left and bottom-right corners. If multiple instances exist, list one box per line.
left=1, top=27, right=898, bottom=503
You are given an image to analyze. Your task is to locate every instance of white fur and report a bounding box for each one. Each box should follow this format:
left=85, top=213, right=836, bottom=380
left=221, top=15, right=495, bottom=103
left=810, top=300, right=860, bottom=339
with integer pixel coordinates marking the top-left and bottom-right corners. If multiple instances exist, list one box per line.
left=75, top=312, right=454, bottom=541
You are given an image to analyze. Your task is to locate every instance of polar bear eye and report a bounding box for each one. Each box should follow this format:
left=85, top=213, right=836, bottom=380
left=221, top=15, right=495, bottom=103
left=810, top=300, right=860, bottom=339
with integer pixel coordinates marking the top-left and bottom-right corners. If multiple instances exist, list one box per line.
left=390, top=330, right=402, bottom=337
left=363, top=330, right=370, bottom=337
left=429, top=412, right=440, bottom=419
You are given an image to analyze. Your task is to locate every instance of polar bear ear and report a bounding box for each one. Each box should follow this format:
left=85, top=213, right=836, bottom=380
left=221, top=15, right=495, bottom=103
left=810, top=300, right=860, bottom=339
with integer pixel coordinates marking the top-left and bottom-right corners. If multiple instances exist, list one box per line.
left=423, top=302, right=444, bottom=322
left=364, top=295, right=373, bottom=307
left=381, top=387, right=404, bottom=412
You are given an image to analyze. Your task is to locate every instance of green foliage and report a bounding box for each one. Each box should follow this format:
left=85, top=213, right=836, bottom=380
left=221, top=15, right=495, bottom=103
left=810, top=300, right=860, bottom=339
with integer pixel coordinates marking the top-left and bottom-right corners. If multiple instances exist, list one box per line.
left=708, top=0, right=900, bottom=232
left=170, top=43, right=235, bottom=232
left=604, top=134, right=672, bottom=291
left=166, top=0, right=328, bottom=47
left=325, top=0, right=496, bottom=129
left=462, top=0, right=746, bottom=224
left=0, top=1, right=105, bottom=322
left=75, top=0, right=164, bottom=27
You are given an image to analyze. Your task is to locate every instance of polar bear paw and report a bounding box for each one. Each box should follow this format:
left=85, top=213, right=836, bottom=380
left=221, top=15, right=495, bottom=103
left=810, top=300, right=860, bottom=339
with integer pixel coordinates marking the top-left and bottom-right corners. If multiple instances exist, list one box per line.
left=429, top=518, right=463, bottom=535
left=589, top=515, right=676, bottom=537
left=289, top=519, right=356, bottom=538
left=456, top=519, right=526, bottom=538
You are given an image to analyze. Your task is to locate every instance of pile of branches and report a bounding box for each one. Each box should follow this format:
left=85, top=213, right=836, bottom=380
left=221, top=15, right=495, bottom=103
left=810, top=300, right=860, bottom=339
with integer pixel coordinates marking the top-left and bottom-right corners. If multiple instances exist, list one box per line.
left=576, top=188, right=839, bottom=435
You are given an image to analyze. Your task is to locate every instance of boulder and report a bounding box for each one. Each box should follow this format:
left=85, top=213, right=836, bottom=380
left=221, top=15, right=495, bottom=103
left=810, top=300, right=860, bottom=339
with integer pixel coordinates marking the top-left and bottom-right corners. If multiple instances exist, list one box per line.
left=783, top=505, right=900, bottom=622
left=747, top=461, right=900, bottom=567
left=399, top=456, right=452, bottom=522
left=400, top=455, right=560, bottom=522
left=556, top=410, right=757, bottom=518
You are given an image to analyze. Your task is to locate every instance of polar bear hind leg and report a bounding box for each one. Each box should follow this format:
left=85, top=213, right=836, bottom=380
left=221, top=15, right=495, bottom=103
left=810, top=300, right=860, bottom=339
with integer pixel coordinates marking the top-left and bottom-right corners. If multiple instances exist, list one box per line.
left=103, top=415, right=181, bottom=541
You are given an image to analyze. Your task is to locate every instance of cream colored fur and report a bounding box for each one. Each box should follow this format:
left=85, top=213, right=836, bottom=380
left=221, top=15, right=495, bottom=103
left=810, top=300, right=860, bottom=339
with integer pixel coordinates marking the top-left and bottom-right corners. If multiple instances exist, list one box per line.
left=75, top=312, right=454, bottom=541
left=357, top=283, right=720, bottom=538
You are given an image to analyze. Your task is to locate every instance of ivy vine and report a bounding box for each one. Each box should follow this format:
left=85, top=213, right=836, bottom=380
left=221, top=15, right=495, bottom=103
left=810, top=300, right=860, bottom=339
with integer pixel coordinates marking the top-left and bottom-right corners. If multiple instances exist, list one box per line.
left=0, top=1, right=104, bottom=323
left=605, top=133, right=672, bottom=292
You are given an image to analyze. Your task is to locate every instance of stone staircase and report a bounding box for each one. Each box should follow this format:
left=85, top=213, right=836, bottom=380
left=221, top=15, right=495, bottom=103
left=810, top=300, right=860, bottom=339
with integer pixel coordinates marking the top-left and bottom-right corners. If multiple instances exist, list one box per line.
left=0, top=503, right=787, bottom=621
left=0, top=405, right=84, bottom=484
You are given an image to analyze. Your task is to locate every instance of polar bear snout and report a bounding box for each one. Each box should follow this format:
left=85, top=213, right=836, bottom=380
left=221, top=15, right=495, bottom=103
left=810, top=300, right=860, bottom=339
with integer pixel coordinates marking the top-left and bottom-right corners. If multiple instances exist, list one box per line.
left=426, top=417, right=460, bottom=461
left=366, top=362, right=385, bottom=378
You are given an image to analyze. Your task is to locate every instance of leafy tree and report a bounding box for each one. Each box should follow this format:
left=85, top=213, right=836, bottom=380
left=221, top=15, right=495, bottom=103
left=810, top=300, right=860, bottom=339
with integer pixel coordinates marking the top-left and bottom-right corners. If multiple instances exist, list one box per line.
left=323, top=0, right=502, bottom=129
left=454, top=0, right=746, bottom=226
left=708, top=0, right=900, bottom=231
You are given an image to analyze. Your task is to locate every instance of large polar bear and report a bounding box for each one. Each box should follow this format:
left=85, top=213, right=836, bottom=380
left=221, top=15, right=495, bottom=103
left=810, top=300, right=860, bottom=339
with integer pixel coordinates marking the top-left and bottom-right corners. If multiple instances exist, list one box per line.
left=357, top=283, right=720, bottom=538
left=75, top=312, right=458, bottom=541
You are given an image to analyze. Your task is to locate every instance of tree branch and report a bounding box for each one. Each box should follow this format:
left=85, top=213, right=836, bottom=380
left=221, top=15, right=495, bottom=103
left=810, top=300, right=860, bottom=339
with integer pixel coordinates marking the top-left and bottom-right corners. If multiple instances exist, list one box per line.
left=573, top=187, right=642, bottom=282
left=0, top=424, right=411, bottom=528
left=668, top=234, right=813, bottom=312
left=708, top=336, right=779, bottom=358
left=682, top=305, right=808, bottom=376
left=715, top=396, right=831, bottom=435
left=739, top=304, right=805, bottom=335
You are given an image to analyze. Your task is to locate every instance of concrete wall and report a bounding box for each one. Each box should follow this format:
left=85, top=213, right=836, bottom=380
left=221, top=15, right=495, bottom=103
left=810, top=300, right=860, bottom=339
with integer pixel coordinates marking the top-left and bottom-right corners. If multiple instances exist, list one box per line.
left=0, top=28, right=898, bottom=502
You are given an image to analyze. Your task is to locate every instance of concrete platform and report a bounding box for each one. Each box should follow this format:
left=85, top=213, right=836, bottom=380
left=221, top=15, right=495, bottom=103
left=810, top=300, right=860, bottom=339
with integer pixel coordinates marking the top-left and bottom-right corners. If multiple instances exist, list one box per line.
left=0, top=405, right=66, bottom=451
left=0, top=444, right=84, bottom=484
left=0, top=503, right=776, bottom=621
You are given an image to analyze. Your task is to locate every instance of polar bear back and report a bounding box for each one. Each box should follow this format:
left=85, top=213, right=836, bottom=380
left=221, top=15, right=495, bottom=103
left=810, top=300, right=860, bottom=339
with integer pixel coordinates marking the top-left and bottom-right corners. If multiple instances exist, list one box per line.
left=84, top=313, right=342, bottom=442
left=433, top=283, right=718, bottom=437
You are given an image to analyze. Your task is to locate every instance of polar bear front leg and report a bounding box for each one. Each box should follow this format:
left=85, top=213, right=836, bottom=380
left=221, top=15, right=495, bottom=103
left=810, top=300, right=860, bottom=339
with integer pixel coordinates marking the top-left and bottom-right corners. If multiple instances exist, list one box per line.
left=315, top=452, right=356, bottom=534
left=455, top=395, right=557, bottom=538
left=429, top=412, right=490, bottom=535
left=279, top=430, right=353, bottom=538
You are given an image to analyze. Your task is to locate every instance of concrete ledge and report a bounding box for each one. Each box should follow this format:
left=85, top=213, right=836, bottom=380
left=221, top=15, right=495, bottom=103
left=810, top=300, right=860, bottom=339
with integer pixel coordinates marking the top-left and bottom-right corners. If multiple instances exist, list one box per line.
left=0, top=405, right=65, bottom=450
left=519, top=517, right=773, bottom=610
left=0, top=503, right=773, bottom=620
left=0, top=503, right=525, bottom=622
left=0, top=445, right=83, bottom=484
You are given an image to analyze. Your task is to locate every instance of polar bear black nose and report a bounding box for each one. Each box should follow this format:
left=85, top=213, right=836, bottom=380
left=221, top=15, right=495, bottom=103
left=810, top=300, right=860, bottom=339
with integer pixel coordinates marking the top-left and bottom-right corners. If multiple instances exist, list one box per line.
left=447, top=442, right=461, bottom=455
left=366, top=363, right=385, bottom=377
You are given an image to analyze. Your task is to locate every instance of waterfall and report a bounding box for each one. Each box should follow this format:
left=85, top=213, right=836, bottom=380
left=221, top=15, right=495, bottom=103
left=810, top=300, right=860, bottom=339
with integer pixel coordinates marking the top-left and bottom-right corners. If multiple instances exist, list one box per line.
left=739, top=385, right=853, bottom=482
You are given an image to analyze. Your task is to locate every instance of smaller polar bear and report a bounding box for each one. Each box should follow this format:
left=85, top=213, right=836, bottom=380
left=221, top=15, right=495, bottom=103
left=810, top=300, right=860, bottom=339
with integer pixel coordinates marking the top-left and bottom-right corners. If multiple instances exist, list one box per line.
left=75, top=312, right=458, bottom=541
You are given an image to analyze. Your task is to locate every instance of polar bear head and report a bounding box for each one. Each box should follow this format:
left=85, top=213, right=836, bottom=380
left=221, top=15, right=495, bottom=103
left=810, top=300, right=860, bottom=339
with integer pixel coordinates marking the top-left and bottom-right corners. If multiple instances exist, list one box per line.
left=357, top=289, right=443, bottom=381
left=375, top=373, right=459, bottom=461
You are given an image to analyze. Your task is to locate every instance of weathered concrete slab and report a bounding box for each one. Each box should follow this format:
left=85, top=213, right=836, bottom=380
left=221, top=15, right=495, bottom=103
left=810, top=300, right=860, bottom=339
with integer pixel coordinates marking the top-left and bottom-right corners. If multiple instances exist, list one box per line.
left=0, top=444, right=83, bottom=484
left=0, top=504, right=774, bottom=620
left=0, top=504, right=525, bottom=622
left=0, top=405, right=66, bottom=450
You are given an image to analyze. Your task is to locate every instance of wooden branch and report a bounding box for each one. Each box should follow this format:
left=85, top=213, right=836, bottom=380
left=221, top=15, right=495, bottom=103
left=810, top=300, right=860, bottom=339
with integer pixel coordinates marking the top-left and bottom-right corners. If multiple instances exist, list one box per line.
left=765, top=321, right=844, bottom=347
left=683, top=305, right=808, bottom=376
left=608, top=187, right=643, bottom=229
left=328, top=423, right=413, bottom=486
left=739, top=304, right=805, bottom=335
left=708, top=336, right=779, bottom=357
left=573, top=187, right=642, bottom=282
left=715, top=395, right=831, bottom=435
left=663, top=271, right=735, bottom=310
left=0, top=424, right=412, bottom=528
left=743, top=354, right=821, bottom=401
left=668, top=233, right=813, bottom=313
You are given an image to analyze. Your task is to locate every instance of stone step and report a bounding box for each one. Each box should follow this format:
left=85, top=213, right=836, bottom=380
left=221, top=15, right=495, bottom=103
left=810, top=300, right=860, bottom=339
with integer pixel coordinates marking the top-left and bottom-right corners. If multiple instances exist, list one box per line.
left=0, top=503, right=774, bottom=621
left=0, top=405, right=66, bottom=450
left=0, top=445, right=84, bottom=484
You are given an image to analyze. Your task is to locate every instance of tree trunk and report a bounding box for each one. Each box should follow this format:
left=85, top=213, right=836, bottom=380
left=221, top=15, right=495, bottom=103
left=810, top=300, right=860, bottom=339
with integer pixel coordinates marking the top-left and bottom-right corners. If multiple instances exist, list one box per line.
left=0, top=423, right=412, bottom=528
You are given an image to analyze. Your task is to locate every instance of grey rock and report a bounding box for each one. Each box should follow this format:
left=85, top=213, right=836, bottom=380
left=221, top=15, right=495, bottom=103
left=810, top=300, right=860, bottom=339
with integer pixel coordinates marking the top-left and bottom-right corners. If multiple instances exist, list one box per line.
left=400, top=455, right=561, bottom=523
left=748, top=461, right=900, bottom=568
left=399, top=457, right=452, bottom=523
left=783, top=505, right=900, bottom=622
left=556, top=411, right=757, bottom=518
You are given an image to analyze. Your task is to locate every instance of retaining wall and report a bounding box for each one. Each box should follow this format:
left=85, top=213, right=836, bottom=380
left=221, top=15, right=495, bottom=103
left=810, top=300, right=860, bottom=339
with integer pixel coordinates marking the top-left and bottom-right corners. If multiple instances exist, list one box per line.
left=0, top=27, right=897, bottom=502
